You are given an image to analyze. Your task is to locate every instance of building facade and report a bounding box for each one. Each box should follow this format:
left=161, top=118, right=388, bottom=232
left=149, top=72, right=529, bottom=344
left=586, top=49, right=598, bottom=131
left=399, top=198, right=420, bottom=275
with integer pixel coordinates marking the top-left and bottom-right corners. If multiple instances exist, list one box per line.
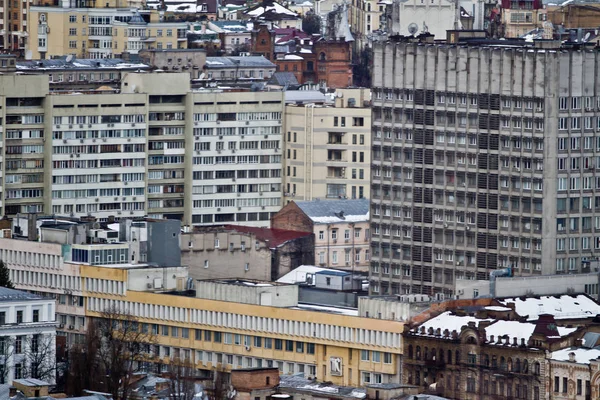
left=0, top=72, right=283, bottom=226
left=283, top=88, right=371, bottom=202
left=0, top=287, right=56, bottom=385
left=370, top=38, right=600, bottom=297
left=272, top=199, right=370, bottom=272
left=28, top=7, right=187, bottom=60
left=1, top=233, right=405, bottom=387
left=180, top=225, right=314, bottom=281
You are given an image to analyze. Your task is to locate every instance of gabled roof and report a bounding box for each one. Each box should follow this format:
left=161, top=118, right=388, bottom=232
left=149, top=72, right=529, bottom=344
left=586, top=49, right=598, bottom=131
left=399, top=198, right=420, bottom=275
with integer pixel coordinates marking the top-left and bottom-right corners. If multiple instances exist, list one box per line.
left=275, top=29, right=310, bottom=43
left=245, top=0, right=299, bottom=18
left=294, top=199, right=369, bottom=223
left=223, top=225, right=312, bottom=248
left=268, top=71, right=299, bottom=87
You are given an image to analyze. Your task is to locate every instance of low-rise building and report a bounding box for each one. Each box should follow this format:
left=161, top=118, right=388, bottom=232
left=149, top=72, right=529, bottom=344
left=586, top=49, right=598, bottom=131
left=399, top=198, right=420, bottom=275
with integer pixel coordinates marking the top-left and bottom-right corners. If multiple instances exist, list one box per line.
left=207, top=21, right=252, bottom=54
left=399, top=294, right=600, bottom=399
left=282, top=88, right=371, bottom=202
left=198, top=56, right=276, bottom=85
left=272, top=199, right=370, bottom=272
left=180, top=225, right=314, bottom=281
left=0, top=288, right=56, bottom=384
left=1, top=224, right=404, bottom=387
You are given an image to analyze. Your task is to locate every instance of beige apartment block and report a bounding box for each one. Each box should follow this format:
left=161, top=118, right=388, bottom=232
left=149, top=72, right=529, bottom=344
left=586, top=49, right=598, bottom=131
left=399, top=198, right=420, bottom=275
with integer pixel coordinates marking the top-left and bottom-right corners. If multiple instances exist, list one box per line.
left=28, top=7, right=187, bottom=60
left=0, top=72, right=283, bottom=226
left=283, top=88, right=371, bottom=203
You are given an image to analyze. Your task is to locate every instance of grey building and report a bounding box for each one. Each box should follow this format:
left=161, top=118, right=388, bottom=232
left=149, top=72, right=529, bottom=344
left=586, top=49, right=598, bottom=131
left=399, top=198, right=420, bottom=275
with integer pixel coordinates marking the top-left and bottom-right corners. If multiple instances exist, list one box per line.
left=370, top=35, right=600, bottom=297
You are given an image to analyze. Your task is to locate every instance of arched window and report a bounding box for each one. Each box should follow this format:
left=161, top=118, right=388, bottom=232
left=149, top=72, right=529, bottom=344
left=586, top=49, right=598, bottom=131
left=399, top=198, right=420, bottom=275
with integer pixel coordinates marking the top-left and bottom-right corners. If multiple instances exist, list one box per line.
left=500, top=356, right=506, bottom=371
left=424, top=347, right=429, bottom=360
left=533, top=362, right=541, bottom=375
left=367, top=2, right=371, bottom=11
left=507, top=357, right=513, bottom=372
left=439, top=349, right=444, bottom=363
left=515, top=358, right=521, bottom=373
left=484, top=354, right=490, bottom=367
left=408, top=345, right=414, bottom=359
left=455, top=350, right=460, bottom=365
left=319, top=52, right=326, bottom=61
left=431, top=348, right=436, bottom=360
left=416, top=346, right=421, bottom=360
left=447, top=350, right=452, bottom=365
left=522, top=359, right=529, bottom=373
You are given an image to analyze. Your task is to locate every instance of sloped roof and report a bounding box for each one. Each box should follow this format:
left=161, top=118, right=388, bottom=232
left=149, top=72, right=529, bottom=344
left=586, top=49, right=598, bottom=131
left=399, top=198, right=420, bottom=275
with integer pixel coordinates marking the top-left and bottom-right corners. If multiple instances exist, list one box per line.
left=0, top=287, right=45, bottom=302
left=204, top=56, right=275, bottom=68
left=268, top=72, right=299, bottom=87
left=295, top=199, right=369, bottom=223
left=497, top=294, right=600, bottom=321
left=277, top=265, right=341, bottom=284
left=223, top=225, right=312, bottom=248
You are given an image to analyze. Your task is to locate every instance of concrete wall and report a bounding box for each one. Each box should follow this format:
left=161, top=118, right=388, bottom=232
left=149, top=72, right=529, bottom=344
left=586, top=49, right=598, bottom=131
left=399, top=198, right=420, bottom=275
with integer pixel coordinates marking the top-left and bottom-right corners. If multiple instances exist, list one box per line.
left=147, top=220, right=181, bottom=268
left=358, top=297, right=429, bottom=322
left=195, top=280, right=299, bottom=307
left=315, top=273, right=346, bottom=290
left=299, top=286, right=361, bottom=308
left=181, top=230, right=273, bottom=281
left=455, top=273, right=600, bottom=300
left=127, top=266, right=189, bottom=291
left=271, top=202, right=314, bottom=233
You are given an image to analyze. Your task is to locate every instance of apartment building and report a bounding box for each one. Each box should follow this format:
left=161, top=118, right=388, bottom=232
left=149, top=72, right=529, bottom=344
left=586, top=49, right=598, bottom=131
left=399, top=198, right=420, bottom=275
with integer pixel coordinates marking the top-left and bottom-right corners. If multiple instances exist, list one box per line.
left=28, top=7, right=187, bottom=60
left=283, top=88, right=371, bottom=202
left=370, top=37, right=600, bottom=297
left=0, top=72, right=283, bottom=226
left=0, top=287, right=56, bottom=384
left=1, top=232, right=405, bottom=387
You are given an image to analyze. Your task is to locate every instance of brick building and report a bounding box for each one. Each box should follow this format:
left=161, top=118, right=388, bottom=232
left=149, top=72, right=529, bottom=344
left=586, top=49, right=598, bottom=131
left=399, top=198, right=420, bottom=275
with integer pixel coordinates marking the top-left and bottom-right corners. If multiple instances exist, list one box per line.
left=402, top=295, right=600, bottom=399
left=250, top=23, right=353, bottom=88
left=547, top=4, right=600, bottom=29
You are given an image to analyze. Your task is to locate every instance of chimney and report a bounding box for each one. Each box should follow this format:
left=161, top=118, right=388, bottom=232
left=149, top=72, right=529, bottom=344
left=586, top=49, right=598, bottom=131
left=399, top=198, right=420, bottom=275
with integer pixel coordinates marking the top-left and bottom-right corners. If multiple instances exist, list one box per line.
left=27, top=211, right=37, bottom=242
left=569, top=352, right=576, bottom=362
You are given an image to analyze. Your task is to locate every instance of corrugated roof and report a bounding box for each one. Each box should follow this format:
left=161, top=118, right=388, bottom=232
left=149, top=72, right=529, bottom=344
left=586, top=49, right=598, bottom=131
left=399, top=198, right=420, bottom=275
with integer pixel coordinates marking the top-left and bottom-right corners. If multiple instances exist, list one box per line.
left=295, top=199, right=369, bottom=223
left=268, top=72, right=299, bottom=86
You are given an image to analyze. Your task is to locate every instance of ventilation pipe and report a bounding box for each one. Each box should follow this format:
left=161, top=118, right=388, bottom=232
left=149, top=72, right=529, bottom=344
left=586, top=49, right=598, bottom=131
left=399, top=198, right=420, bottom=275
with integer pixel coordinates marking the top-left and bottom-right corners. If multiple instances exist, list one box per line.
left=489, top=268, right=512, bottom=298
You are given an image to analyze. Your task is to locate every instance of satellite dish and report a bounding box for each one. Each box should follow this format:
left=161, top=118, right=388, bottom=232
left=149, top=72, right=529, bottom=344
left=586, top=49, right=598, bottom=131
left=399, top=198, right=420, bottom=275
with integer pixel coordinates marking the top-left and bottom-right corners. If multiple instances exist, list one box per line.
left=408, top=23, right=419, bottom=35
left=584, top=32, right=591, bottom=41
left=336, top=91, right=343, bottom=98
left=65, top=54, right=73, bottom=63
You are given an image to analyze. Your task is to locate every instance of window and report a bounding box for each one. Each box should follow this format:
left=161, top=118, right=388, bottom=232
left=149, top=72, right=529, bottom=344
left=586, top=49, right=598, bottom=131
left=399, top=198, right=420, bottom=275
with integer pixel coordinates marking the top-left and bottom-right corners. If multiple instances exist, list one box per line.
left=285, top=340, right=294, bottom=351
left=16, top=310, right=23, bottom=324
left=361, top=350, right=370, bottom=361
left=32, top=309, right=39, bottom=323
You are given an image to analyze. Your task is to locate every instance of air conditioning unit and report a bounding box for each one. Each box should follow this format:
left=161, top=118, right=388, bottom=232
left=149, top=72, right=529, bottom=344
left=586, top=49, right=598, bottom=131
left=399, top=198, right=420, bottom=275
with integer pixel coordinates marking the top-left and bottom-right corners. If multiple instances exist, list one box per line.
left=70, top=154, right=74, bottom=158
left=238, top=207, right=241, bottom=210
left=219, top=135, right=223, bottom=139
left=117, top=211, right=122, bottom=215
left=130, top=211, right=134, bottom=215
left=80, top=139, right=84, bottom=143
left=69, top=325, right=75, bottom=330
left=261, top=206, right=265, bottom=210
left=88, top=124, right=92, bottom=128
left=216, top=120, right=221, bottom=124
left=122, top=197, right=126, bottom=201
left=76, top=154, right=80, bottom=158
left=102, top=138, right=107, bottom=142
left=58, top=324, right=64, bottom=328
left=95, top=198, right=99, bottom=202
left=147, top=283, right=153, bottom=288
left=232, top=149, right=236, bottom=153
left=127, top=138, right=131, bottom=142
left=114, top=197, right=118, bottom=201
left=79, top=124, right=84, bottom=128
left=124, top=181, right=128, bottom=185
left=55, top=125, right=60, bottom=129
left=132, top=196, right=137, bottom=200
left=264, top=135, right=268, bottom=139
left=69, top=124, right=73, bottom=128
left=457, top=290, right=464, bottom=295
left=245, top=345, right=251, bottom=351
left=333, top=239, right=337, bottom=243
left=131, top=123, right=136, bottom=127
left=63, top=139, right=67, bottom=143
left=92, top=139, right=96, bottom=142
left=259, top=192, right=263, bottom=196
left=217, top=207, right=221, bottom=211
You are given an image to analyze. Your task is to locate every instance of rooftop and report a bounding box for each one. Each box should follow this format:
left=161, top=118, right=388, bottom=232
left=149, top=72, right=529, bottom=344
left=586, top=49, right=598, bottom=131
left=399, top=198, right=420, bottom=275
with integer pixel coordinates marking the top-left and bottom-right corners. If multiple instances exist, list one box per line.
left=268, top=72, right=300, bottom=87
left=295, top=199, right=370, bottom=223
left=222, top=224, right=312, bottom=248
left=277, top=265, right=348, bottom=284
left=551, top=347, right=600, bottom=364
left=12, top=379, right=49, bottom=387
left=497, top=294, right=600, bottom=321
left=17, top=58, right=150, bottom=71
left=0, top=287, right=45, bottom=302
left=279, top=375, right=365, bottom=399
left=198, top=278, right=280, bottom=287
left=204, top=56, right=276, bottom=69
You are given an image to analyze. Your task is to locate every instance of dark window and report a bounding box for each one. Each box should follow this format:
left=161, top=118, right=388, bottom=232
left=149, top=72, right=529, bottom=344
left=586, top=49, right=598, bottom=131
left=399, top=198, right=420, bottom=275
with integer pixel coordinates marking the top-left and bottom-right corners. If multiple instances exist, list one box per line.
left=275, top=339, right=282, bottom=350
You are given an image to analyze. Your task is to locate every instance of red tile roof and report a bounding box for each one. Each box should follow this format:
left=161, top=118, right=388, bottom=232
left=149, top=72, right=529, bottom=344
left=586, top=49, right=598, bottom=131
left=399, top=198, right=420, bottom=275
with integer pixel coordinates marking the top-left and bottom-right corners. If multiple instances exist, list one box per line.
left=223, top=225, right=312, bottom=248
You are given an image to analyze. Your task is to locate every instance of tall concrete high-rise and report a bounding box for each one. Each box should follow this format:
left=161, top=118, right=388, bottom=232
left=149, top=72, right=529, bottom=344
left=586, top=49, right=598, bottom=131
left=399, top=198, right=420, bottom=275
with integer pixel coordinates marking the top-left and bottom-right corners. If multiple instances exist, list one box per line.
left=370, top=36, right=600, bottom=297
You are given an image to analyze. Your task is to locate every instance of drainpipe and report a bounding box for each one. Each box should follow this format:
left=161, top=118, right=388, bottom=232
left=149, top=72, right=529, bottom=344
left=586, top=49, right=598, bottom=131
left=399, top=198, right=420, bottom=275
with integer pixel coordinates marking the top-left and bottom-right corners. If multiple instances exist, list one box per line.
left=489, top=267, right=512, bottom=298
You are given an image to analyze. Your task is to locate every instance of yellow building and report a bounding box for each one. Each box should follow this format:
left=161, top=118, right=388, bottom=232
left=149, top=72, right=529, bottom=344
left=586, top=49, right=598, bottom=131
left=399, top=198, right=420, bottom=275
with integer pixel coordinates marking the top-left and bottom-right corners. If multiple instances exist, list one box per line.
left=80, top=265, right=404, bottom=386
left=27, top=7, right=187, bottom=59
left=283, top=88, right=371, bottom=202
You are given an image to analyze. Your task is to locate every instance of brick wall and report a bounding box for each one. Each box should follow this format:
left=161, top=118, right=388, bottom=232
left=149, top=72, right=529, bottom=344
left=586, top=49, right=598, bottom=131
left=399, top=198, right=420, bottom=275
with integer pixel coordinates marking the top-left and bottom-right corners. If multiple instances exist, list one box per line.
left=271, top=202, right=314, bottom=233
left=231, top=368, right=280, bottom=391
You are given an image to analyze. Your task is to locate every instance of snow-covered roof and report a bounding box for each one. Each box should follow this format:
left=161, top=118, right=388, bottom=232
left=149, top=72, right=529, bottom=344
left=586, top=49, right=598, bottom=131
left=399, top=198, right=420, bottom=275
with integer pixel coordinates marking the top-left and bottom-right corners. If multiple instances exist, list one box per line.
left=498, top=295, right=600, bottom=321
left=413, top=311, right=489, bottom=337
left=295, top=199, right=369, bottom=224
left=551, top=347, right=600, bottom=364
left=17, top=58, right=150, bottom=71
left=246, top=1, right=298, bottom=17
left=295, top=303, right=359, bottom=316
left=283, top=54, right=304, bottom=60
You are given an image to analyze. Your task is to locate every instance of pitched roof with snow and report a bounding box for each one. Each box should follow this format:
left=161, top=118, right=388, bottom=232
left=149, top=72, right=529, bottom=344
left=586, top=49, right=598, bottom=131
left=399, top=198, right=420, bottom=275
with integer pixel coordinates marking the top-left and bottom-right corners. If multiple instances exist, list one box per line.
left=268, top=71, right=299, bottom=87
left=277, top=265, right=337, bottom=284
left=295, top=199, right=369, bottom=224
left=551, top=347, right=600, bottom=364
left=0, top=287, right=45, bottom=302
left=497, top=294, right=600, bottom=321
left=245, top=0, right=299, bottom=18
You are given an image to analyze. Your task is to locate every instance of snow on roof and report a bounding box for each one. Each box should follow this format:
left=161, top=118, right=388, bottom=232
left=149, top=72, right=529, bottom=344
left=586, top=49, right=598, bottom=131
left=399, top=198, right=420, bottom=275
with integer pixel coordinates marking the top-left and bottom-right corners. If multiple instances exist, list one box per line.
left=295, top=303, right=358, bottom=316
left=283, top=54, right=304, bottom=60
left=295, top=199, right=370, bottom=224
left=277, top=265, right=337, bottom=284
left=413, top=311, right=488, bottom=336
left=299, top=47, right=313, bottom=53
left=498, top=295, right=600, bottom=321
left=551, top=347, right=600, bottom=364
left=485, top=306, right=512, bottom=311
left=246, top=1, right=298, bottom=17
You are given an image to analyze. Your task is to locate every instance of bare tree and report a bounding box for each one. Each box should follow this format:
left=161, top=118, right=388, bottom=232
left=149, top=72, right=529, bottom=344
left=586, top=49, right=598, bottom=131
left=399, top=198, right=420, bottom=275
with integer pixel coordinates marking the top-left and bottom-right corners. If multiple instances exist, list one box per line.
left=95, top=306, right=156, bottom=400
left=24, top=333, right=56, bottom=382
left=166, top=357, right=198, bottom=400
left=65, top=307, right=155, bottom=400
left=206, top=367, right=230, bottom=400
left=0, top=336, right=14, bottom=384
